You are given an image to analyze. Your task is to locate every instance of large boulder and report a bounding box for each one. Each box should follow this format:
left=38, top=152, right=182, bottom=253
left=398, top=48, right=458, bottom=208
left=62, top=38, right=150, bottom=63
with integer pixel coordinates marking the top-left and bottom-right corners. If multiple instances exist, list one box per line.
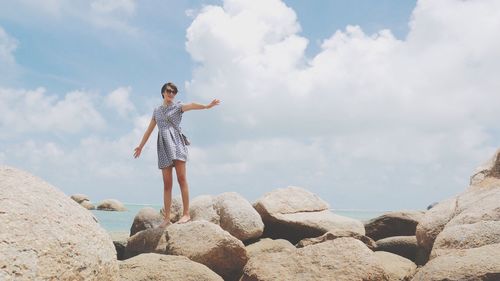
left=188, top=193, right=264, bottom=241
left=214, top=192, right=264, bottom=241
left=189, top=195, right=220, bottom=224
left=124, top=227, right=166, bottom=259
left=245, top=238, right=295, bottom=259
left=241, top=237, right=389, bottom=281
left=254, top=186, right=364, bottom=244
left=97, top=199, right=127, bottom=211
left=364, top=211, right=424, bottom=241
left=411, top=243, right=500, bottom=281
left=374, top=251, right=416, bottom=281
left=119, top=253, right=223, bottom=281
left=0, top=166, right=118, bottom=280
left=164, top=221, right=248, bottom=281
left=130, top=207, right=164, bottom=236
left=375, top=236, right=417, bottom=262
left=415, top=148, right=500, bottom=278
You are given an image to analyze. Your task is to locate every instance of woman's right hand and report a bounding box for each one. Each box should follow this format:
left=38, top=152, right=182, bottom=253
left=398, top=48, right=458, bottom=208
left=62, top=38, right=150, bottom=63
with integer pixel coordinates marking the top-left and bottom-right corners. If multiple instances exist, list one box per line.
left=133, top=146, right=142, bottom=158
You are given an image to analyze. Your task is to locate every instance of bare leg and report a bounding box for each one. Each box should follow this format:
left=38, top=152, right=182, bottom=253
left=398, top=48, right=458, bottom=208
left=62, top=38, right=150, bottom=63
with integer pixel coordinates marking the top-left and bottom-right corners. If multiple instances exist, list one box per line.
left=174, top=160, right=191, bottom=223
left=160, top=166, right=173, bottom=228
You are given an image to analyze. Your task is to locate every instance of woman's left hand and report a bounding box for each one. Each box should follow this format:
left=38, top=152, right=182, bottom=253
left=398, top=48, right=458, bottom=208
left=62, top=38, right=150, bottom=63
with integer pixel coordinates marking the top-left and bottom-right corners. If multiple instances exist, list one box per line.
left=206, top=99, right=221, bottom=109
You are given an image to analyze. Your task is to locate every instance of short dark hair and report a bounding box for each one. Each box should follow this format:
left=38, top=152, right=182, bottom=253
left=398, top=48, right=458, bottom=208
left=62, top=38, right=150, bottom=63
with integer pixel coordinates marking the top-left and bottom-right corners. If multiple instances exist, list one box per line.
left=161, top=82, right=178, bottom=98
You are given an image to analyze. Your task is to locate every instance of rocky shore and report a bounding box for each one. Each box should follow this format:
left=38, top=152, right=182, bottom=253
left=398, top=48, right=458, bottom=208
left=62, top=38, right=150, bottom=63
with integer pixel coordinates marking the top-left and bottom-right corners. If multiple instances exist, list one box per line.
left=2, top=149, right=500, bottom=280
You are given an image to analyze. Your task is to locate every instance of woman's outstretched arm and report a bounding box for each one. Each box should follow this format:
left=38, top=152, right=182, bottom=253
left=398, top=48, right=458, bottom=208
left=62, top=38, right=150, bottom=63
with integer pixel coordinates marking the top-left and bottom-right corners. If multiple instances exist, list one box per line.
left=134, top=117, right=156, bottom=158
left=182, top=99, right=221, bottom=112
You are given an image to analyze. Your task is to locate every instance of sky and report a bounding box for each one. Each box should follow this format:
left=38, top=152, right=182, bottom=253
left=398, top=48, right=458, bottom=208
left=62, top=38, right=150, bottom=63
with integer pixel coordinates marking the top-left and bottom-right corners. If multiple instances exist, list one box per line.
left=1, top=0, right=500, bottom=211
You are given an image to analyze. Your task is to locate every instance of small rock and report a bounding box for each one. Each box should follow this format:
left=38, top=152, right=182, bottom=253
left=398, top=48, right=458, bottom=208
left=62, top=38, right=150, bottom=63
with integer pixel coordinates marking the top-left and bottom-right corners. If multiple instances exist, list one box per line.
left=97, top=199, right=127, bottom=211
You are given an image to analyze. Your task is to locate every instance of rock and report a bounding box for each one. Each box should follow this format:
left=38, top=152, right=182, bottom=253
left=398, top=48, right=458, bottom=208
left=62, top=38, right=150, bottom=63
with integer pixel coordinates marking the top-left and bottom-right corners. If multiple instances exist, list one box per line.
left=164, top=221, right=248, bottom=281
left=254, top=186, right=364, bottom=243
left=364, top=211, right=425, bottom=241
left=214, top=192, right=264, bottom=241
left=109, top=231, right=129, bottom=261
left=416, top=149, right=500, bottom=271
left=246, top=238, right=295, bottom=259
left=160, top=196, right=183, bottom=222
left=97, top=198, right=127, bottom=211
left=80, top=200, right=95, bottom=210
left=373, top=251, right=416, bottom=281
left=189, top=195, right=219, bottom=224
left=119, top=253, right=223, bottom=281
left=254, top=186, right=329, bottom=215
left=375, top=236, right=417, bottom=262
left=430, top=216, right=500, bottom=259
left=124, top=227, right=166, bottom=259
left=0, top=166, right=118, bottom=280
left=469, top=148, right=500, bottom=185
left=241, top=238, right=389, bottom=281
left=70, top=193, right=90, bottom=203
left=415, top=197, right=458, bottom=264
left=130, top=207, right=164, bottom=236
left=297, top=230, right=376, bottom=250
left=411, top=243, right=500, bottom=281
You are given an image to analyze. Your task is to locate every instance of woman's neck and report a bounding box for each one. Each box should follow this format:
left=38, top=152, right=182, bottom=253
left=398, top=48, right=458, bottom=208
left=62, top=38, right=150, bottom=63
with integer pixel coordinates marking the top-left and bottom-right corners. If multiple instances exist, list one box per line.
left=163, top=100, right=174, bottom=106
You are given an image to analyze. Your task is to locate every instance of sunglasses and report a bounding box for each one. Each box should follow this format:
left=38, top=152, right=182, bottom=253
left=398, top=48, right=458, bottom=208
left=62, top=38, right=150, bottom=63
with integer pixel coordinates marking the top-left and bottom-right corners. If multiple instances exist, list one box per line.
left=166, top=88, right=177, bottom=95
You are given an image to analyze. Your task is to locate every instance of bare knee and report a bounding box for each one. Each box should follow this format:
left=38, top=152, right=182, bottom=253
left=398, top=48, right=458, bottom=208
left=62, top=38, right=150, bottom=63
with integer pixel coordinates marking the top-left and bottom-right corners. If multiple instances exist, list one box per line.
left=163, top=183, right=173, bottom=191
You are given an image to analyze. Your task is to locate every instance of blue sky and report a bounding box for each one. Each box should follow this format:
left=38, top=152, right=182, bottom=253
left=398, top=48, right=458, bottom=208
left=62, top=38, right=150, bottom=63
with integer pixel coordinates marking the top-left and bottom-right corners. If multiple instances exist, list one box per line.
left=2, top=0, right=500, bottom=210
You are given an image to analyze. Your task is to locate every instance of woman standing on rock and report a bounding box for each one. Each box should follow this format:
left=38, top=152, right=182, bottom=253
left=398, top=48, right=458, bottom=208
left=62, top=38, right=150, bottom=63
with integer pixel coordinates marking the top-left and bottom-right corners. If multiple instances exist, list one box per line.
left=134, top=82, right=220, bottom=227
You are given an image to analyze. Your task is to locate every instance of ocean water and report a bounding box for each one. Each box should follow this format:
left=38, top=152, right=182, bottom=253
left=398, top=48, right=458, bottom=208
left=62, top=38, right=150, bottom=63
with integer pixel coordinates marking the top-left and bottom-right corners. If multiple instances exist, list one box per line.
left=91, top=204, right=389, bottom=233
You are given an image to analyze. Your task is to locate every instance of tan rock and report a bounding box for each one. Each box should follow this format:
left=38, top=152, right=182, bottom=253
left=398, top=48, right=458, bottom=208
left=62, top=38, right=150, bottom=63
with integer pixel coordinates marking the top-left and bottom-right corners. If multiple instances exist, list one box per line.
left=241, top=238, right=388, bottom=281
left=130, top=207, right=164, bottom=236
left=431, top=219, right=500, bottom=259
left=97, top=198, right=127, bottom=211
left=80, top=200, right=95, bottom=210
left=375, top=236, right=417, bottom=262
left=124, top=227, right=166, bottom=259
left=253, top=186, right=329, bottom=215
left=164, top=221, right=248, bottom=281
left=297, top=230, right=376, bottom=250
left=246, top=238, right=295, bottom=259
left=254, top=186, right=363, bottom=243
left=70, top=193, right=90, bottom=203
left=365, top=211, right=424, bottom=241
left=374, top=251, right=416, bottom=281
left=470, top=147, right=500, bottom=185
left=411, top=243, right=500, bottom=281
left=0, top=166, right=118, bottom=280
left=119, top=253, right=223, bottom=281
left=189, top=195, right=220, bottom=224
left=215, top=192, right=264, bottom=241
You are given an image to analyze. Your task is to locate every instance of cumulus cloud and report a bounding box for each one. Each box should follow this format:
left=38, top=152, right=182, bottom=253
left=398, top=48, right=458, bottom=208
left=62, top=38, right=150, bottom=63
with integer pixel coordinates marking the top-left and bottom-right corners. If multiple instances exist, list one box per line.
left=183, top=0, right=500, bottom=208
left=105, top=86, right=136, bottom=118
left=0, top=87, right=106, bottom=137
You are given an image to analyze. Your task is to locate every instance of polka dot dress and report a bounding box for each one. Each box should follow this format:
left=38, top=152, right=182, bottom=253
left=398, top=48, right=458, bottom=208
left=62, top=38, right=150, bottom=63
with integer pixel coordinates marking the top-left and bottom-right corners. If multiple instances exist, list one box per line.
left=153, top=101, right=188, bottom=169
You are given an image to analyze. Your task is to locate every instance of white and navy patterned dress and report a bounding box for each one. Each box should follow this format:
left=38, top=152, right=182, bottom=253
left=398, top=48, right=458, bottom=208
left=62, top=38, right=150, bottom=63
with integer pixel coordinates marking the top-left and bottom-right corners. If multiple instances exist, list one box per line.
left=153, top=101, right=188, bottom=169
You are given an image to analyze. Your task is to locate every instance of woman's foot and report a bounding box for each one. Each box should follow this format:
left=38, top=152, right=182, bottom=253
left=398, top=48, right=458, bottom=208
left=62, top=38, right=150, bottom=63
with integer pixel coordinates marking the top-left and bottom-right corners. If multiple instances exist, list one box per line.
left=177, top=215, right=191, bottom=224
left=159, top=219, right=171, bottom=228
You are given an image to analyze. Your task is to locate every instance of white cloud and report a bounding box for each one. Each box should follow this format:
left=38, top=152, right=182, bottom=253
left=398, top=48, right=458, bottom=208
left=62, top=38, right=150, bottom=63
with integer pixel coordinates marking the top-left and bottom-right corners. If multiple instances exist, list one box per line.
left=0, top=26, right=19, bottom=83
left=105, top=86, right=136, bottom=118
left=0, top=0, right=138, bottom=34
left=182, top=0, right=500, bottom=208
left=0, top=87, right=106, bottom=137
